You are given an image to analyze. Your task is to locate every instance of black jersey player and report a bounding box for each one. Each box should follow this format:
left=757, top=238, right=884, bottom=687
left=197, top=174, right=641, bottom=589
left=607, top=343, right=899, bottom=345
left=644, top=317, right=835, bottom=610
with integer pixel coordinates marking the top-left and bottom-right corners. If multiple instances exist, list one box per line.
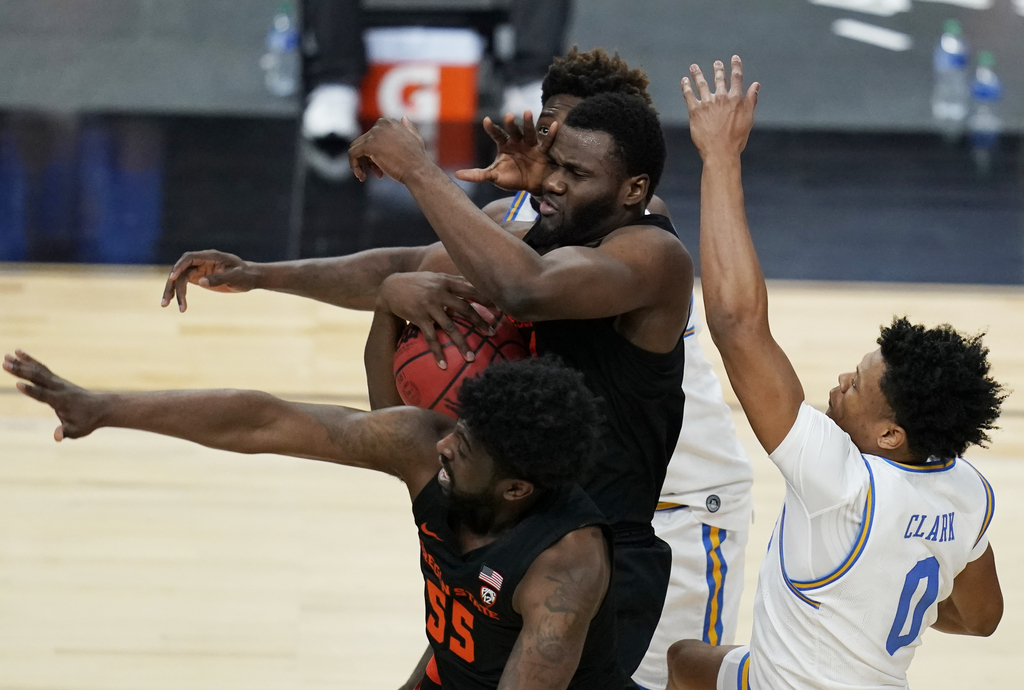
left=4, top=345, right=625, bottom=690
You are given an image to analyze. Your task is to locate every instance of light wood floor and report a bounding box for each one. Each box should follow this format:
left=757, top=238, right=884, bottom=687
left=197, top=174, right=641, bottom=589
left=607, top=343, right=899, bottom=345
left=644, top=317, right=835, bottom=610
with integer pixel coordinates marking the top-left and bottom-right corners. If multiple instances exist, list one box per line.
left=1, top=265, right=1021, bottom=689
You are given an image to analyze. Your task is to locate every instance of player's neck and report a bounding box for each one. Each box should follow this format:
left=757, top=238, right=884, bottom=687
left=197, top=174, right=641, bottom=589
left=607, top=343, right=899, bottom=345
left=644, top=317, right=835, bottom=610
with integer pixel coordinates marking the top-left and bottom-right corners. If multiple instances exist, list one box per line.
left=453, top=492, right=546, bottom=553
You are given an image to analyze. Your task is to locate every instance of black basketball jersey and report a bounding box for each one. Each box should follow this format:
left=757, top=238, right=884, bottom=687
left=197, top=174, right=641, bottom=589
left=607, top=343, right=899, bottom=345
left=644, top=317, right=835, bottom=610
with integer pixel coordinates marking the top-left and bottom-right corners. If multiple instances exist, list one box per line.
left=519, top=214, right=687, bottom=527
left=411, top=478, right=623, bottom=690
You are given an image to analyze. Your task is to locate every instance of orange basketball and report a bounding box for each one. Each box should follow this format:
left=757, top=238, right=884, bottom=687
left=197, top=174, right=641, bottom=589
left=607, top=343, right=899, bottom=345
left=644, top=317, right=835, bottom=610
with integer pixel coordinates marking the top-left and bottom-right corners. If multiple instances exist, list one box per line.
left=393, top=303, right=531, bottom=418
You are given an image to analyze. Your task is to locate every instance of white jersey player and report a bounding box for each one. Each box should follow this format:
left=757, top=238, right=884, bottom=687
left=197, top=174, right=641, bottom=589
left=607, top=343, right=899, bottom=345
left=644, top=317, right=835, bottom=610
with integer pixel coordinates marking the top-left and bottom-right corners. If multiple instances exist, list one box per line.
left=499, top=189, right=753, bottom=690
left=668, top=57, right=1005, bottom=690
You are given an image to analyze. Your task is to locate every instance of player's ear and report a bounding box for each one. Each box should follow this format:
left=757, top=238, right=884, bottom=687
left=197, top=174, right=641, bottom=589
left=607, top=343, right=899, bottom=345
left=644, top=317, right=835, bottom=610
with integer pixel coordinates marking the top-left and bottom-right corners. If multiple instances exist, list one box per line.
left=623, top=174, right=649, bottom=207
left=877, top=422, right=907, bottom=454
left=502, top=479, right=535, bottom=502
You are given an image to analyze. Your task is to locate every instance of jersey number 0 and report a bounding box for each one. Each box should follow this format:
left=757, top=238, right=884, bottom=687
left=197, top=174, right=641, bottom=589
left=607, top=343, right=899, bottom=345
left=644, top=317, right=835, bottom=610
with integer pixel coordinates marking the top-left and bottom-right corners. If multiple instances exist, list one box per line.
left=885, top=557, right=940, bottom=656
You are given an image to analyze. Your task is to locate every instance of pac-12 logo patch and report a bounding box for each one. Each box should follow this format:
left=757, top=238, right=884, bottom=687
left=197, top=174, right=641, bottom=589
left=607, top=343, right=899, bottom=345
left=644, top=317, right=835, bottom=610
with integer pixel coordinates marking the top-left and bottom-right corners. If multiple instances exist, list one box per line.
left=481, top=586, right=497, bottom=606
left=706, top=495, right=721, bottom=513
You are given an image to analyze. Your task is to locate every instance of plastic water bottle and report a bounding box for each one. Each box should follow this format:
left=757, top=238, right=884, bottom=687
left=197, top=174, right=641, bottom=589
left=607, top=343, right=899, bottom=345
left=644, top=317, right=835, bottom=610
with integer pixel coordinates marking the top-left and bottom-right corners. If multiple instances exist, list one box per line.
left=261, top=2, right=299, bottom=97
left=931, top=19, right=970, bottom=139
left=968, top=51, right=1002, bottom=173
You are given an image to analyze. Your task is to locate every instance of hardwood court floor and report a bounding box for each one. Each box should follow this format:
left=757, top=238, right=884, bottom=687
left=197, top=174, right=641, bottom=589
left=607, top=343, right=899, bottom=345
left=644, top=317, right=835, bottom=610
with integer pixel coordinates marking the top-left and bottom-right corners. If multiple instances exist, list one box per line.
left=1, top=265, right=1021, bottom=689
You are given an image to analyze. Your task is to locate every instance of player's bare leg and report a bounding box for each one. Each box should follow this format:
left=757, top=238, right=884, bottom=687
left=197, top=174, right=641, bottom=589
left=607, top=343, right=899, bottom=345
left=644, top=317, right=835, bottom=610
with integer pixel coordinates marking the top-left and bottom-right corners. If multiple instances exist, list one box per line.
left=666, top=639, right=739, bottom=690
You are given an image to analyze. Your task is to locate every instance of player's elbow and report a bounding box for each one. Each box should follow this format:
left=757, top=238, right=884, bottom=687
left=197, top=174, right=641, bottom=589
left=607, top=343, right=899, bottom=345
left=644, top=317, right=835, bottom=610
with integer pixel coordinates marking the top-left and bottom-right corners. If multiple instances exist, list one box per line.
left=492, top=283, right=549, bottom=322
left=966, top=596, right=1003, bottom=637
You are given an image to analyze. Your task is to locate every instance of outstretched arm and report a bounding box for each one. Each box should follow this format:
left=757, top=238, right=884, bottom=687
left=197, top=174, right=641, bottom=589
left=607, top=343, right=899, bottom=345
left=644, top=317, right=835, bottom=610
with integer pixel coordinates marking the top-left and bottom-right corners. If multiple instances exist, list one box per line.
left=932, top=544, right=1002, bottom=636
left=160, top=247, right=436, bottom=313
left=4, top=350, right=448, bottom=498
left=683, top=57, right=803, bottom=453
left=499, top=526, right=611, bottom=690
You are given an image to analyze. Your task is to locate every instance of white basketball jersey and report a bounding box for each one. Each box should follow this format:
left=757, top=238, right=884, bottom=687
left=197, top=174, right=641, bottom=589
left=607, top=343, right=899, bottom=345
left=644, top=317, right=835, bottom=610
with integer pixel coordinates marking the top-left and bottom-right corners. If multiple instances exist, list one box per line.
left=660, top=297, right=752, bottom=531
left=750, top=452, right=994, bottom=689
left=502, top=190, right=539, bottom=223
left=502, top=192, right=753, bottom=529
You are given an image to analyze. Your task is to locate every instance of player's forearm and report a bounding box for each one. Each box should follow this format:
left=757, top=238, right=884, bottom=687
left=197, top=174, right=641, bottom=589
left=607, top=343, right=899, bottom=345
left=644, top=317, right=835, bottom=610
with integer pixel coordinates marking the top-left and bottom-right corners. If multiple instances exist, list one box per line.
left=252, top=249, right=427, bottom=310
left=364, top=307, right=405, bottom=410
left=698, top=154, right=770, bottom=345
left=932, top=546, right=1002, bottom=636
left=96, top=389, right=327, bottom=456
left=403, top=165, right=546, bottom=309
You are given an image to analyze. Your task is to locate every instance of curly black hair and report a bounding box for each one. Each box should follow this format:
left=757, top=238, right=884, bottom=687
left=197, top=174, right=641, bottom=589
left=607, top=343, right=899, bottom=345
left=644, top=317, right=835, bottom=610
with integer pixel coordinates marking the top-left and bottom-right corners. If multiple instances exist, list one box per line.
left=878, top=316, right=1006, bottom=462
left=456, top=356, right=600, bottom=491
left=541, top=47, right=653, bottom=106
left=563, top=91, right=666, bottom=201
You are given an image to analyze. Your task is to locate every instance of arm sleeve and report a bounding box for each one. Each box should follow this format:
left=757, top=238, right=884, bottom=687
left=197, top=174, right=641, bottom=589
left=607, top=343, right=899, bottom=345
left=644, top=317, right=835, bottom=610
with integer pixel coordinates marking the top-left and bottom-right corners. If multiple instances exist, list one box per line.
left=769, top=403, right=869, bottom=517
left=770, top=403, right=871, bottom=580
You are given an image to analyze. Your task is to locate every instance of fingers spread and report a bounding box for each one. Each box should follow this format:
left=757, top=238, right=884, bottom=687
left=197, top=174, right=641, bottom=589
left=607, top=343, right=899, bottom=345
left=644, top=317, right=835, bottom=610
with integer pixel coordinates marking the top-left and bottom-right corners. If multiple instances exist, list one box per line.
left=713, top=60, right=727, bottom=94
left=418, top=324, right=447, bottom=369
left=446, top=298, right=491, bottom=336
left=484, top=117, right=511, bottom=145
left=522, top=111, right=538, bottom=147
left=690, top=64, right=711, bottom=100
left=454, top=167, right=492, bottom=183
left=539, top=120, right=559, bottom=153
left=444, top=276, right=481, bottom=301
left=681, top=77, right=698, bottom=109
left=503, top=113, right=524, bottom=144
left=17, top=381, right=50, bottom=404
left=174, top=269, right=192, bottom=312
left=730, top=55, right=744, bottom=96
left=436, top=312, right=474, bottom=361
left=161, top=275, right=176, bottom=307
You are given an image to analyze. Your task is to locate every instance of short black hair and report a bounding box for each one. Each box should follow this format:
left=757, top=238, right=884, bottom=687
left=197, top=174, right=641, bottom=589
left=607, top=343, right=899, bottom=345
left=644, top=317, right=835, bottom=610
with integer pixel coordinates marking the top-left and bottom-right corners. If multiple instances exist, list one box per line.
left=563, top=92, right=666, bottom=201
left=542, top=47, right=653, bottom=105
left=457, top=356, right=600, bottom=491
left=878, top=316, right=1006, bottom=462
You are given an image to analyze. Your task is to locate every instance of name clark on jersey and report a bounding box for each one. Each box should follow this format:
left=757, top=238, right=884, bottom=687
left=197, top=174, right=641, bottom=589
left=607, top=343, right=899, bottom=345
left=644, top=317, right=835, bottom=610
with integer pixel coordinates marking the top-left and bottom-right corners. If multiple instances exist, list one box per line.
left=420, top=539, right=501, bottom=620
left=904, top=512, right=956, bottom=543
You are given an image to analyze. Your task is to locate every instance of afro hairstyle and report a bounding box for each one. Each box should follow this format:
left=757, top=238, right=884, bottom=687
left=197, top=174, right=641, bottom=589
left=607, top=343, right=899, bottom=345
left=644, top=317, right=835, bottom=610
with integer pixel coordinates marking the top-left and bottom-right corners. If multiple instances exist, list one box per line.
left=541, top=46, right=653, bottom=106
left=456, top=355, right=600, bottom=491
left=562, top=91, right=666, bottom=201
left=877, top=316, right=1006, bottom=462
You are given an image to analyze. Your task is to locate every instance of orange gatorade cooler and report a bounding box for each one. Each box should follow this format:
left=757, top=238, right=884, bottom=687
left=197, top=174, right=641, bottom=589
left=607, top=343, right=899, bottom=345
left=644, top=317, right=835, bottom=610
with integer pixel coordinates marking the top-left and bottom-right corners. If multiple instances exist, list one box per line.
left=361, top=27, right=483, bottom=169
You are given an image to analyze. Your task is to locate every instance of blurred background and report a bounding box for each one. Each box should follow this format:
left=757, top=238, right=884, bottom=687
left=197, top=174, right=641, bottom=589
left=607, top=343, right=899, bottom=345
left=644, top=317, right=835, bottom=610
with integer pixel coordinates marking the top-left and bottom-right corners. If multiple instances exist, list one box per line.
left=0, top=0, right=1019, bottom=283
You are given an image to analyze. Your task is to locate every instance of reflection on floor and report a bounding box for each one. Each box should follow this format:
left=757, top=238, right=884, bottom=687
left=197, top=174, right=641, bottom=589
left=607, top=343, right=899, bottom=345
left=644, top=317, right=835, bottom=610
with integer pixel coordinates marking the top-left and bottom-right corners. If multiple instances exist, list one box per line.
left=1, top=114, right=1021, bottom=284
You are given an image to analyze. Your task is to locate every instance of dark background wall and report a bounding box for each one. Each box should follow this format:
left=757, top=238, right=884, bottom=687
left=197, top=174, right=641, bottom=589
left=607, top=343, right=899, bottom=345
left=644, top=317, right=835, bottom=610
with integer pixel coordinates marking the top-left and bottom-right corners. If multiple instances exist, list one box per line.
left=0, top=0, right=1021, bottom=129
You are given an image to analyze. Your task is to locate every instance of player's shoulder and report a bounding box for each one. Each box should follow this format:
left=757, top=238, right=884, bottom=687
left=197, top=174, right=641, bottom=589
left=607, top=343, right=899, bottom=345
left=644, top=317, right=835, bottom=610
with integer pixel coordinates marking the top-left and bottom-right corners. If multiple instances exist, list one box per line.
left=519, top=524, right=610, bottom=603
left=598, top=221, right=692, bottom=278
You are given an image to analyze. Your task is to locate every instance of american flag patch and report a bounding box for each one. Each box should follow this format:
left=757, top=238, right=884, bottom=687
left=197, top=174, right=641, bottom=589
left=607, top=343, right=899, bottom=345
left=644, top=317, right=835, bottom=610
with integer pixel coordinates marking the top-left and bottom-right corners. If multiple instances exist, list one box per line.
left=479, top=565, right=503, bottom=590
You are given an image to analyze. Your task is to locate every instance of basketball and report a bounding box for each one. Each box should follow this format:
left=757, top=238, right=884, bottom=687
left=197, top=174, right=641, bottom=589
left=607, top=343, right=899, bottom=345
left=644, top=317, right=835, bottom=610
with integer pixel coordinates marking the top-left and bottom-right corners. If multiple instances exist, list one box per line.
left=393, top=302, right=531, bottom=418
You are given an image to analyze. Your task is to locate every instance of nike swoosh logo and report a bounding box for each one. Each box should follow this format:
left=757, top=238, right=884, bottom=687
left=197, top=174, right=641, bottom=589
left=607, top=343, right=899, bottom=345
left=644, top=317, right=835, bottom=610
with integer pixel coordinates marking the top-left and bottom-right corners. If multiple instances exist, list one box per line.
left=420, top=522, right=442, bottom=541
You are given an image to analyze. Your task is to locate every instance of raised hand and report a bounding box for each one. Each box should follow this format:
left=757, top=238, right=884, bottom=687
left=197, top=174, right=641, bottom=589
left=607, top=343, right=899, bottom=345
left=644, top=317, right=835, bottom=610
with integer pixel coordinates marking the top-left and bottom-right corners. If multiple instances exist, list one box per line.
left=454, top=111, right=556, bottom=194
left=3, top=350, right=106, bottom=441
left=348, top=117, right=431, bottom=183
left=681, top=56, right=759, bottom=160
left=161, top=250, right=257, bottom=313
left=377, top=272, right=495, bottom=369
